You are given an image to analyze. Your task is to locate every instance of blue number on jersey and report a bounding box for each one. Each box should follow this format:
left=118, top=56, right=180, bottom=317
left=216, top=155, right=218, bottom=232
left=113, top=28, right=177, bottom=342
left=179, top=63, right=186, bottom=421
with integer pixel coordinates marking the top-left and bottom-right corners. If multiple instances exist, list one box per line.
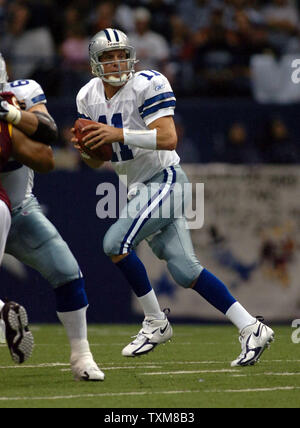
left=139, top=70, right=161, bottom=81
left=10, top=80, right=30, bottom=88
left=98, top=114, right=134, bottom=162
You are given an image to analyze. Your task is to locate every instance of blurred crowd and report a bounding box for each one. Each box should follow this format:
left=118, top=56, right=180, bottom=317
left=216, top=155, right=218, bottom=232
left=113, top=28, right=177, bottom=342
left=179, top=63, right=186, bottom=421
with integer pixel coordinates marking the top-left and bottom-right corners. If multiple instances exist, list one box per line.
left=1, top=0, right=300, bottom=97
left=176, top=114, right=300, bottom=164
left=1, top=0, right=300, bottom=164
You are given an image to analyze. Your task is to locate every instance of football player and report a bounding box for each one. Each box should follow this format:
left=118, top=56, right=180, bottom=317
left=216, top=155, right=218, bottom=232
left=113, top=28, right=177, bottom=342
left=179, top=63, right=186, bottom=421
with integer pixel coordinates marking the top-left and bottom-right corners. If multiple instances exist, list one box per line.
left=72, top=28, right=274, bottom=367
left=0, top=54, right=104, bottom=380
left=0, top=95, right=54, bottom=362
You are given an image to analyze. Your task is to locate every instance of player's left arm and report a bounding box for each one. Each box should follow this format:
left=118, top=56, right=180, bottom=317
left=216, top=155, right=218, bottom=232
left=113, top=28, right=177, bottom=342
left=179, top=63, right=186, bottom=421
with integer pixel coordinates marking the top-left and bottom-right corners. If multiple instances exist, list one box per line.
left=147, top=116, right=177, bottom=151
left=0, top=97, right=58, bottom=145
left=82, top=116, right=177, bottom=152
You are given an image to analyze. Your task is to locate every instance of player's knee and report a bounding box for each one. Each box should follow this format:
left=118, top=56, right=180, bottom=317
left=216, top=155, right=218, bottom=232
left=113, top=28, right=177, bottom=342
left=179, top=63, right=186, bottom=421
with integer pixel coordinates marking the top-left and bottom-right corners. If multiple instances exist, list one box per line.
left=167, top=257, right=203, bottom=289
left=103, top=228, right=122, bottom=256
left=39, top=234, right=81, bottom=288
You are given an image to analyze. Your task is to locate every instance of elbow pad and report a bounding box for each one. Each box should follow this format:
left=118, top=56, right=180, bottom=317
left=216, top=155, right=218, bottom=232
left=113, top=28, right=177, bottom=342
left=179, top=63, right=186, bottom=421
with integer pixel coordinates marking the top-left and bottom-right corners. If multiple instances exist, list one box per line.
left=31, top=111, right=58, bottom=145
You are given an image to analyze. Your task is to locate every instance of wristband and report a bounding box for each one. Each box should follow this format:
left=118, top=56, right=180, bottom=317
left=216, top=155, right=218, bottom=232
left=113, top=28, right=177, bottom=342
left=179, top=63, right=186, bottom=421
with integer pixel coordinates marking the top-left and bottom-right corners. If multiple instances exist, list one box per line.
left=4, top=102, right=22, bottom=125
left=123, top=128, right=157, bottom=150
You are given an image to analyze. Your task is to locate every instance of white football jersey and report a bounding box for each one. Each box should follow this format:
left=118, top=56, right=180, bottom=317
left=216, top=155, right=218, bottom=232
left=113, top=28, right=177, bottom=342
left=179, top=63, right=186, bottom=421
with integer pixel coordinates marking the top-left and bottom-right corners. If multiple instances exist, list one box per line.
left=76, top=70, right=180, bottom=193
left=0, top=79, right=47, bottom=210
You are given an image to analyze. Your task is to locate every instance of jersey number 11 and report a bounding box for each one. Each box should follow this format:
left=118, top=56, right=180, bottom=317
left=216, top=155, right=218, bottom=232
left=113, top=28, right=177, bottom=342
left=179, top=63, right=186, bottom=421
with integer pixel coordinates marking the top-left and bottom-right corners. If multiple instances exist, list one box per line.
left=98, top=113, right=134, bottom=162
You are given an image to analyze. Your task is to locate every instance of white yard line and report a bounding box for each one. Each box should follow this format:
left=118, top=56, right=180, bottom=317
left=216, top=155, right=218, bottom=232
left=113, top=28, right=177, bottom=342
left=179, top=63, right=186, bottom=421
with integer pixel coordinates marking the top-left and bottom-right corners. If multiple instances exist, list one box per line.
left=0, top=386, right=299, bottom=402
left=1, top=360, right=300, bottom=370
left=141, top=369, right=240, bottom=375
left=231, top=372, right=300, bottom=378
left=127, top=361, right=227, bottom=365
left=0, top=390, right=201, bottom=402
left=0, top=363, right=69, bottom=369
left=0, top=363, right=162, bottom=370
left=60, top=366, right=162, bottom=372
left=207, top=387, right=300, bottom=393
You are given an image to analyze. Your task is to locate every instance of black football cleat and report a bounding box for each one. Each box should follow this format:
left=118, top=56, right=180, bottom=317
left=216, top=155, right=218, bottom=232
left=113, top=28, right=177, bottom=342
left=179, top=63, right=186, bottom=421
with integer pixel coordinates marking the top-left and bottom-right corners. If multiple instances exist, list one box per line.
left=0, top=301, right=34, bottom=364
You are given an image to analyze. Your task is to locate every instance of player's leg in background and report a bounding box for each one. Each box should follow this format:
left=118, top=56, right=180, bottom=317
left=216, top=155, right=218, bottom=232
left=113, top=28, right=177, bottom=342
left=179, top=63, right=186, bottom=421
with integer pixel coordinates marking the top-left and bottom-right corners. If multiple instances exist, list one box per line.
left=0, top=200, right=33, bottom=363
left=0, top=200, right=11, bottom=308
left=0, top=200, right=11, bottom=264
left=5, top=196, right=104, bottom=380
left=147, top=216, right=251, bottom=324
left=0, top=199, right=11, bottom=343
left=148, top=214, right=274, bottom=366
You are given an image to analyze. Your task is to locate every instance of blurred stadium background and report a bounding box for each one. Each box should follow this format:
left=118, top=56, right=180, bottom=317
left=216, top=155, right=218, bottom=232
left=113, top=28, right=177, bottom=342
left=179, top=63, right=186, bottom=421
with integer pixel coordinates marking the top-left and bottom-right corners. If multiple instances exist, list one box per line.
left=1, top=0, right=300, bottom=324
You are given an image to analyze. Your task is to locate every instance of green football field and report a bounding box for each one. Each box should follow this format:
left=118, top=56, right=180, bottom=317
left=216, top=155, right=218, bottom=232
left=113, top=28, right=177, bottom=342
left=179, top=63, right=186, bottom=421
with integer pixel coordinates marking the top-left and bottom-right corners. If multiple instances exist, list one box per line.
left=0, top=324, right=299, bottom=408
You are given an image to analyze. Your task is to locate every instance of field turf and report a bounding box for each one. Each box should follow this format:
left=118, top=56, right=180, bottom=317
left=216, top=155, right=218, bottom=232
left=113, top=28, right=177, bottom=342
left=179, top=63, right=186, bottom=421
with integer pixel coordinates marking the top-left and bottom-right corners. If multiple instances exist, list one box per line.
left=0, top=324, right=299, bottom=408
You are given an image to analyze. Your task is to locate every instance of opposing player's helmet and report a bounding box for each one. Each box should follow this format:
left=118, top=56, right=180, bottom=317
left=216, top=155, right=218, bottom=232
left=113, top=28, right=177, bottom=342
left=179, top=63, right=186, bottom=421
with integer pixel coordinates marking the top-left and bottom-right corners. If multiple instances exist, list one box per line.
left=89, top=28, right=138, bottom=87
left=0, top=53, right=8, bottom=91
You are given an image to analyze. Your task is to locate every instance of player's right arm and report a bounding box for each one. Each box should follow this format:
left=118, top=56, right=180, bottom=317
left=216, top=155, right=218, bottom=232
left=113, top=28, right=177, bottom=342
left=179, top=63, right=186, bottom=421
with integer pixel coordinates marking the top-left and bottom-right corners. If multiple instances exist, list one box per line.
left=11, top=126, right=54, bottom=173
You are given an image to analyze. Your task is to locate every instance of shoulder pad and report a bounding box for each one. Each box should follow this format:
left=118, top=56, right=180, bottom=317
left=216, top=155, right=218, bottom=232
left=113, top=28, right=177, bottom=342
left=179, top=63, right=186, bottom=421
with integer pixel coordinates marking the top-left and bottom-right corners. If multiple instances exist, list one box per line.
left=8, top=79, right=46, bottom=110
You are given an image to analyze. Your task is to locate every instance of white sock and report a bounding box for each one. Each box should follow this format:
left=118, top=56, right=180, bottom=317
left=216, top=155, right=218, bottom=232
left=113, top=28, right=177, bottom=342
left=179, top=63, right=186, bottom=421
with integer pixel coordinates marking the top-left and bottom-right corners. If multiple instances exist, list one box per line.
left=138, top=289, right=165, bottom=320
left=226, top=302, right=257, bottom=332
left=0, top=299, right=5, bottom=313
left=57, top=306, right=91, bottom=359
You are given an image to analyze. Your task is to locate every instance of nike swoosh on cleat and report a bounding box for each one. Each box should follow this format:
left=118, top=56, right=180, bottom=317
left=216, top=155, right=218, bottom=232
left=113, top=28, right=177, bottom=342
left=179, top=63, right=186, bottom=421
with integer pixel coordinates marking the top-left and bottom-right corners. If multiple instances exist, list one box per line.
left=160, top=323, right=169, bottom=335
left=253, top=324, right=263, bottom=338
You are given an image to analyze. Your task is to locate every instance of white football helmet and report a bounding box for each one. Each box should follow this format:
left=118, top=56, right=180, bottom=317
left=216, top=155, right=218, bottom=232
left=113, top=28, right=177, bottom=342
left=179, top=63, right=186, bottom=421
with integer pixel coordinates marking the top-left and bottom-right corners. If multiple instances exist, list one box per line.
left=0, top=53, right=8, bottom=92
left=89, top=28, right=138, bottom=87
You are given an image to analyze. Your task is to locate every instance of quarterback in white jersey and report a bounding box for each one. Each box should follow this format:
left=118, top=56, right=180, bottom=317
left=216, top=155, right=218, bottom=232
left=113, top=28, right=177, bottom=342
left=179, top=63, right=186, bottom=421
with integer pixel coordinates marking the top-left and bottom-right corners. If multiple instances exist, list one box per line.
left=73, top=29, right=274, bottom=367
left=77, top=68, right=180, bottom=192
left=0, top=54, right=104, bottom=380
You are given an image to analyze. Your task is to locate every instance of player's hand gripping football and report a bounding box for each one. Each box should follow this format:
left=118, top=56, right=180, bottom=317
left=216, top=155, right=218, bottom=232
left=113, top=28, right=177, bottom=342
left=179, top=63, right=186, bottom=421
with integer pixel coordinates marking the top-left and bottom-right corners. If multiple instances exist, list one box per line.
left=70, top=123, right=110, bottom=166
left=80, top=122, right=124, bottom=151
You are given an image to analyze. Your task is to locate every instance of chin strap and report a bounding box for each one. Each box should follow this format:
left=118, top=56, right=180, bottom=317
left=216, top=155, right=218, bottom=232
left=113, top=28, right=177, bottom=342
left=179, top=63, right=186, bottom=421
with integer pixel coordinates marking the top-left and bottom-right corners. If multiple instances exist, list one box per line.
left=103, top=72, right=132, bottom=87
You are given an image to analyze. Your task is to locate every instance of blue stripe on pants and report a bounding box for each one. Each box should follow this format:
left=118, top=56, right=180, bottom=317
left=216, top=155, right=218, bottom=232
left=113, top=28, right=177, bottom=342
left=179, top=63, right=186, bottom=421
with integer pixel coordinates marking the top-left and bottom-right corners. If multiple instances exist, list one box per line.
left=119, top=167, right=177, bottom=255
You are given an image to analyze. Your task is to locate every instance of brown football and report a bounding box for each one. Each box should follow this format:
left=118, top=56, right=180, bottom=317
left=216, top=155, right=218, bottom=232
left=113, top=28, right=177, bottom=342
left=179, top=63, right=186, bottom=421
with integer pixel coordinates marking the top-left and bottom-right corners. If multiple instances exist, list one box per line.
left=74, top=118, right=113, bottom=161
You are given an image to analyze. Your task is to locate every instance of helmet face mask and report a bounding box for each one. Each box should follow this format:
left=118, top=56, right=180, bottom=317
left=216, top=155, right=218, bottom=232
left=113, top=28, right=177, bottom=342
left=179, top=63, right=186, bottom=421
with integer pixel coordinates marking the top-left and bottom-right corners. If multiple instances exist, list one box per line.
left=0, top=54, right=8, bottom=92
left=89, top=29, right=138, bottom=87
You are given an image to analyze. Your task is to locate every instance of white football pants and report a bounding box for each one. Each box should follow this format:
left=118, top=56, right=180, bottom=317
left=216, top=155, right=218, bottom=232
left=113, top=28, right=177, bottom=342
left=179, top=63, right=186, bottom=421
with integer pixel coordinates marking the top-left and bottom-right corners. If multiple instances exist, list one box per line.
left=0, top=200, right=11, bottom=265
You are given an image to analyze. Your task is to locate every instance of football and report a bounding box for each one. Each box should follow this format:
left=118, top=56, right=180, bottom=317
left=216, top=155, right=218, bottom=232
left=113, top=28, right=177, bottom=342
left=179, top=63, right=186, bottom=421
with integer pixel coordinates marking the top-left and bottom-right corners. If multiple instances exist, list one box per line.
left=74, top=118, right=113, bottom=161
